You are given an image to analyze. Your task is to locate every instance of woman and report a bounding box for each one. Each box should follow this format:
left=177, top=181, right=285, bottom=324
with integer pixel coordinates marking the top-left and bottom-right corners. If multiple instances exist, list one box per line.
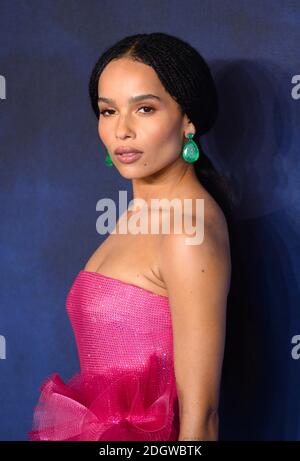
left=29, top=32, right=233, bottom=442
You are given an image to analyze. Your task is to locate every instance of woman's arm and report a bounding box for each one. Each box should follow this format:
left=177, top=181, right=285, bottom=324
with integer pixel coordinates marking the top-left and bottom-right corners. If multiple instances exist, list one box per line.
left=159, top=211, right=231, bottom=441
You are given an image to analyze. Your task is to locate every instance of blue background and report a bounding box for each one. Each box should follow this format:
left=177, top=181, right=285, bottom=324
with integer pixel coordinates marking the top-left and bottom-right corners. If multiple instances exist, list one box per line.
left=0, top=0, right=299, bottom=440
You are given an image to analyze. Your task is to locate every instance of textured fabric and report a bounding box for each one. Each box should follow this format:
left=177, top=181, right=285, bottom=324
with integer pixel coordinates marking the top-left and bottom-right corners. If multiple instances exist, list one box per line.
left=28, top=270, right=180, bottom=441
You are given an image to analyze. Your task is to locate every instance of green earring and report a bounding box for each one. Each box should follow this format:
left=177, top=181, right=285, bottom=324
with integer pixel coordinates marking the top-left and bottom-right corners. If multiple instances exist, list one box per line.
left=105, top=150, right=114, bottom=167
left=182, top=132, right=199, bottom=163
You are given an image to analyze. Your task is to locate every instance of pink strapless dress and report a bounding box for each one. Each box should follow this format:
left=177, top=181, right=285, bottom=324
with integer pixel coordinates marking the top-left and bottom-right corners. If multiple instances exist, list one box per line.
left=28, top=270, right=180, bottom=441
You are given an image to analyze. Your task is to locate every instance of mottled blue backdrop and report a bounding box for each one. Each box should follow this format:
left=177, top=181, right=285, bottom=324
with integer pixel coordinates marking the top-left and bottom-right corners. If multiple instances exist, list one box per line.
left=0, top=0, right=299, bottom=440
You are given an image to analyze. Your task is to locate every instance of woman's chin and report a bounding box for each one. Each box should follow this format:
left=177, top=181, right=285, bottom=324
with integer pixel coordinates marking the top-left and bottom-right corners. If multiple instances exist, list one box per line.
left=116, top=168, right=154, bottom=180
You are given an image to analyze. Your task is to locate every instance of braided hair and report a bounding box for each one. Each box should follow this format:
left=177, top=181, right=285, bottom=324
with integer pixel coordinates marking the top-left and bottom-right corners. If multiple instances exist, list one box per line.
left=88, top=32, right=237, bottom=231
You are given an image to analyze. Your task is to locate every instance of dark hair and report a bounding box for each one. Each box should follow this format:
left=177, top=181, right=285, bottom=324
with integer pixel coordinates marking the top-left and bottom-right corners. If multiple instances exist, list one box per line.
left=88, top=32, right=237, bottom=231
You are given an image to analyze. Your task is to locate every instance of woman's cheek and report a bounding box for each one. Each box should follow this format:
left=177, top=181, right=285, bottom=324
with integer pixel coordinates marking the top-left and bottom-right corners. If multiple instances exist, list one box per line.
left=98, top=122, right=105, bottom=141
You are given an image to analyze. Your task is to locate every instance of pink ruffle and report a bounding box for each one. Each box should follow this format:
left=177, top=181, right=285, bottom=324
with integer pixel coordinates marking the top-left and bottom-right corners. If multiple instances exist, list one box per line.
left=28, top=354, right=179, bottom=441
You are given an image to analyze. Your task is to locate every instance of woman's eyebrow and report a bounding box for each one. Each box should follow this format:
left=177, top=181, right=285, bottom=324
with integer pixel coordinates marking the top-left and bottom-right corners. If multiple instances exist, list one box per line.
left=98, top=94, right=162, bottom=104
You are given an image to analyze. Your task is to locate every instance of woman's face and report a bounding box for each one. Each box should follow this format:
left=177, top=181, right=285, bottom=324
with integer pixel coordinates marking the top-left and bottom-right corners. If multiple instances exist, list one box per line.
left=97, top=57, right=194, bottom=179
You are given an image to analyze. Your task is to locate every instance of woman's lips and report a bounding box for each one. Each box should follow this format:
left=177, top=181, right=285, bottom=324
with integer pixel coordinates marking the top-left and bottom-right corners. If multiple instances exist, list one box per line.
left=116, top=152, right=143, bottom=164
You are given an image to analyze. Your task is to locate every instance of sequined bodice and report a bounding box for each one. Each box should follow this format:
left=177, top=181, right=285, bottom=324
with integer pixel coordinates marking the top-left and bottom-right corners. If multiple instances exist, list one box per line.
left=66, top=270, right=174, bottom=377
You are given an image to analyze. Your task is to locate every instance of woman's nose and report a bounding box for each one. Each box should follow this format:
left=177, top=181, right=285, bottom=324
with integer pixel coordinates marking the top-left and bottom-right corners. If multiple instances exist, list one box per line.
left=115, top=115, right=134, bottom=139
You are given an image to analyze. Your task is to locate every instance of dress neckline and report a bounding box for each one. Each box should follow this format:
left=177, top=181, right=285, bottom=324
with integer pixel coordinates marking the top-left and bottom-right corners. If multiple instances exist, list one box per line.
left=80, top=269, right=169, bottom=300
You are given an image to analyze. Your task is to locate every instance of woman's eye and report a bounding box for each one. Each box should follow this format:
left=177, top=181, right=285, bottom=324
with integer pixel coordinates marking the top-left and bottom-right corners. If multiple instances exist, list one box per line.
left=99, top=106, right=154, bottom=117
left=138, top=106, right=154, bottom=114
left=99, top=109, right=114, bottom=117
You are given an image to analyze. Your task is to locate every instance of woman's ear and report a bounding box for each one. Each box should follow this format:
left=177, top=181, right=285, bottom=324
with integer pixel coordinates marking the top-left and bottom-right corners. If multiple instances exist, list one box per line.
left=182, top=114, right=196, bottom=135
left=188, top=120, right=196, bottom=132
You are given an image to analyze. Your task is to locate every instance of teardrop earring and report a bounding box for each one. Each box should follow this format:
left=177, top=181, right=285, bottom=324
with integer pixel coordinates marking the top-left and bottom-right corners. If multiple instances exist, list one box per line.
left=105, top=150, right=114, bottom=167
left=182, top=132, right=199, bottom=163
